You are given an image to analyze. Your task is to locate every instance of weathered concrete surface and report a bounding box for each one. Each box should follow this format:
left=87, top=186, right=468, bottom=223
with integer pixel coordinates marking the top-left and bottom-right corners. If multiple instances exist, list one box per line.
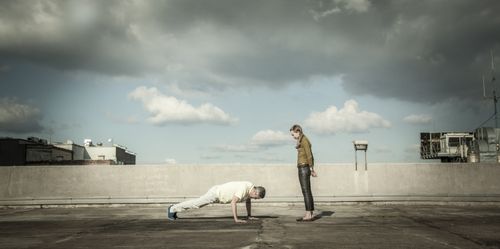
left=2, top=163, right=500, bottom=205
left=1, top=204, right=500, bottom=249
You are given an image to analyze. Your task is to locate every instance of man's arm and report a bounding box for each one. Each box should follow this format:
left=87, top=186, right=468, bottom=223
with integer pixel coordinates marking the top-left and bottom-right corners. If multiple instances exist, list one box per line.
left=246, top=198, right=251, bottom=217
left=303, top=138, right=314, bottom=168
left=303, top=138, right=317, bottom=177
left=231, top=196, right=246, bottom=223
left=246, top=199, right=259, bottom=220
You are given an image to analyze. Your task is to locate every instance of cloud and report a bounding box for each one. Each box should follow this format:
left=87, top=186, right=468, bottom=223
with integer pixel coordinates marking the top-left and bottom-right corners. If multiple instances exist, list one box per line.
left=310, top=7, right=341, bottom=22
left=0, top=97, right=44, bottom=133
left=200, top=154, right=221, bottom=160
left=164, top=158, right=177, bottom=164
left=304, top=99, right=391, bottom=134
left=250, top=130, right=292, bottom=147
left=0, top=1, right=499, bottom=104
left=336, top=0, right=371, bottom=13
left=129, top=86, right=237, bottom=125
left=214, top=129, right=293, bottom=153
left=45, top=120, right=82, bottom=135
left=403, top=114, right=433, bottom=125
left=0, top=64, right=11, bottom=73
left=310, top=0, right=371, bottom=21
left=213, top=144, right=260, bottom=153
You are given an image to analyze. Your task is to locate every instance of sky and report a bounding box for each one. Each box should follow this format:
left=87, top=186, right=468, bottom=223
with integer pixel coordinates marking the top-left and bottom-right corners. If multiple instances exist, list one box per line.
left=0, top=0, right=499, bottom=164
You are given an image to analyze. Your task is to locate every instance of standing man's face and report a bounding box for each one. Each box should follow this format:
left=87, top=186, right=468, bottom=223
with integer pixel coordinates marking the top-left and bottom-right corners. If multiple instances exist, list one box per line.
left=291, top=131, right=300, bottom=140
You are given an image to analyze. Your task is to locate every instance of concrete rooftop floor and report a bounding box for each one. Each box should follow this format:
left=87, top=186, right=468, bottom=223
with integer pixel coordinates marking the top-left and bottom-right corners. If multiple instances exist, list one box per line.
left=1, top=203, right=500, bottom=249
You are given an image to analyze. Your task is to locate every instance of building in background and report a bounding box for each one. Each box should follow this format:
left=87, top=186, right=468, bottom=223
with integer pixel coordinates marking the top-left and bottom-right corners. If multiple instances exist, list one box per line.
left=0, top=137, right=73, bottom=166
left=52, top=140, right=85, bottom=160
left=83, top=139, right=136, bottom=165
left=0, top=137, right=136, bottom=166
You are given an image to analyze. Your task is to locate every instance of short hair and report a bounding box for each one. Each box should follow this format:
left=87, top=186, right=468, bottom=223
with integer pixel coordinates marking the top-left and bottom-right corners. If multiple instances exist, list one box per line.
left=290, top=124, right=303, bottom=133
left=254, top=186, right=266, bottom=198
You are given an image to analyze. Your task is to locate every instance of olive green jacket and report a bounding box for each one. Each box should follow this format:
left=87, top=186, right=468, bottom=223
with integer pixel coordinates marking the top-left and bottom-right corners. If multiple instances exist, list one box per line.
left=296, top=135, right=314, bottom=168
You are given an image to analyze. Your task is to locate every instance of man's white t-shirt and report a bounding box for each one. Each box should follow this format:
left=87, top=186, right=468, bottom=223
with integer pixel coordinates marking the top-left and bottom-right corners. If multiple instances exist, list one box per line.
left=213, top=181, right=254, bottom=204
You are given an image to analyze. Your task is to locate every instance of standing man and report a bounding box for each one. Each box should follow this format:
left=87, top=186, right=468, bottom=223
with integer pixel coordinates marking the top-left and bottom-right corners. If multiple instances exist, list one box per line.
left=167, top=181, right=266, bottom=223
left=290, top=124, right=317, bottom=221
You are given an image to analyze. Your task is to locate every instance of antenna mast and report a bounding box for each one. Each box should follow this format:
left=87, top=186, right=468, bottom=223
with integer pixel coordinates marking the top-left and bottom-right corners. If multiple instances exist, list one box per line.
left=483, top=50, right=498, bottom=128
left=492, top=50, right=497, bottom=128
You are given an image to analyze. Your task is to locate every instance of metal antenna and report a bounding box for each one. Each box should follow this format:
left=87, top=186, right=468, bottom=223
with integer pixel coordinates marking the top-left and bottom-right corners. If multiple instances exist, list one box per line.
left=492, top=50, right=497, bottom=128
left=483, top=75, right=486, bottom=98
left=483, top=50, right=498, bottom=128
left=492, top=49, right=496, bottom=72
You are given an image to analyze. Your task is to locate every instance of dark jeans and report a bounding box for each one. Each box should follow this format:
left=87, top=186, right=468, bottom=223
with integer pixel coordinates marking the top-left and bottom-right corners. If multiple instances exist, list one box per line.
left=298, top=166, right=314, bottom=211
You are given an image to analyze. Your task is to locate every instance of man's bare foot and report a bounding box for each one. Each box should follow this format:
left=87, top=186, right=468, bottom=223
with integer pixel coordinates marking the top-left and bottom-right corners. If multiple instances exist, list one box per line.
left=297, top=212, right=315, bottom=221
left=297, top=217, right=315, bottom=222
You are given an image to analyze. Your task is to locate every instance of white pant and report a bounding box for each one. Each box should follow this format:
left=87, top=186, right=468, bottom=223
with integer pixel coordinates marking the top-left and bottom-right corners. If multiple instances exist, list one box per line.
left=171, top=186, right=219, bottom=213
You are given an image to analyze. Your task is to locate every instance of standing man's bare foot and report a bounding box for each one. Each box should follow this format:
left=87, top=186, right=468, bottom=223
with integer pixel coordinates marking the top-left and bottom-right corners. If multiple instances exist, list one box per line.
left=297, top=212, right=315, bottom=221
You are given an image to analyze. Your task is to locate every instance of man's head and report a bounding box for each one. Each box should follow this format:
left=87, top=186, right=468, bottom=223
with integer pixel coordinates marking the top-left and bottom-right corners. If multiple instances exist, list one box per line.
left=290, top=124, right=303, bottom=139
left=250, top=186, right=266, bottom=199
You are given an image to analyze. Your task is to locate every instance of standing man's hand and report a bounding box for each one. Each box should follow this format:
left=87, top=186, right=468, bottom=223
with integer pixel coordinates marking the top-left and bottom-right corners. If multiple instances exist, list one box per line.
left=311, top=169, right=318, bottom=177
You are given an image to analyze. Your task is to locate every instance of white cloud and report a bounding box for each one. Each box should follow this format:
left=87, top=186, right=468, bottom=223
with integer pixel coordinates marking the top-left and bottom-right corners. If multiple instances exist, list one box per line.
left=250, top=130, right=293, bottom=147
left=310, top=0, right=370, bottom=21
left=129, top=86, right=237, bottom=125
left=403, top=114, right=432, bottom=125
left=336, top=0, right=371, bottom=13
left=304, top=99, right=391, bottom=134
left=310, top=7, right=341, bottom=21
left=213, top=144, right=260, bottom=153
left=164, top=158, right=177, bottom=164
left=0, top=97, right=43, bottom=133
left=214, top=129, right=293, bottom=154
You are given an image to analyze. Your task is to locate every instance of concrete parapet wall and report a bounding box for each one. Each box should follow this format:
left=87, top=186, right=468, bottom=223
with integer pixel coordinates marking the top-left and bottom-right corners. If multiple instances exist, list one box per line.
left=1, top=163, right=500, bottom=206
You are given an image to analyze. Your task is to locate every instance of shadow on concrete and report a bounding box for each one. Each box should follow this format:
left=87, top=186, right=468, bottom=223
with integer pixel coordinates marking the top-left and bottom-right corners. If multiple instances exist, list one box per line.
left=320, top=211, right=335, bottom=217
left=178, top=215, right=278, bottom=220
left=306, top=210, right=334, bottom=221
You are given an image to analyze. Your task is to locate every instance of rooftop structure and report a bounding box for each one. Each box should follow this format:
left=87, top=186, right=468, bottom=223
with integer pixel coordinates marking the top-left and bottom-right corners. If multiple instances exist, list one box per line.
left=0, top=137, right=136, bottom=166
left=84, top=144, right=136, bottom=165
left=0, top=138, right=72, bottom=166
left=420, top=127, right=500, bottom=163
left=353, top=140, right=368, bottom=170
left=420, top=132, right=474, bottom=162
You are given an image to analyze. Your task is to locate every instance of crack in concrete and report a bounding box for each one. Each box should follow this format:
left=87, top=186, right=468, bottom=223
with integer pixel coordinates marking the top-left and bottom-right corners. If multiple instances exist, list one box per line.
left=403, top=216, right=485, bottom=248
left=390, top=206, right=486, bottom=248
left=241, top=218, right=294, bottom=249
left=0, top=208, right=35, bottom=217
left=52, top=219, right=136, bottom=245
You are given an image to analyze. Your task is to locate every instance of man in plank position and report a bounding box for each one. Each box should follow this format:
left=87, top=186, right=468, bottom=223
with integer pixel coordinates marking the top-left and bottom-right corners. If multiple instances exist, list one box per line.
left=167, top=181, right=266, bottom=223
